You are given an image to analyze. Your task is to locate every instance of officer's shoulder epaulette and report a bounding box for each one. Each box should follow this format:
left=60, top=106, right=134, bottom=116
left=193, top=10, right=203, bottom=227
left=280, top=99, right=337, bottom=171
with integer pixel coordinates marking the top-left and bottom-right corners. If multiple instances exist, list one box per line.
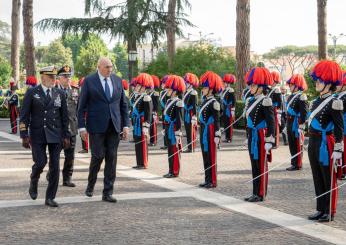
left=191, top=90, right=198, bottom=96
left=229, top=88, right=234, bottom=93
left=300, top=94, right=307, bottom=101
left=262, top=97, right=273, bottom=107
left=176, top=100, right=184, bottom=107
left=274, top=87, right=281, bottom=94
left=332, top=99, right=343, bottom=111
left=153, top=91, right=159, bottom=96
left=144, top=95, right=152, bottom=102
left=213, top=100, right=220, bottom=111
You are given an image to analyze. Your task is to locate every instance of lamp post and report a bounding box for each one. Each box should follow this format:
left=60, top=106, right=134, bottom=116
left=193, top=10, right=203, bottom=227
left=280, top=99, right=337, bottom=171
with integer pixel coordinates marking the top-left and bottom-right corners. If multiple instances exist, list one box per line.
left=128, top=50, right=138, bottom=84
left=328, top=33, right=345, bottom=60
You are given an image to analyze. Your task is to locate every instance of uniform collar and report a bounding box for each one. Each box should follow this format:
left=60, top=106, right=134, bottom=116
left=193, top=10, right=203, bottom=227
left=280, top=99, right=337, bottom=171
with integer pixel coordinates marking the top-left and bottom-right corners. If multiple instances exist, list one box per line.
left=320, top=92, right=331, bottom=99
left=40, top=84, right=49, bottom=94
left=206, top=95, right=215, bottom=100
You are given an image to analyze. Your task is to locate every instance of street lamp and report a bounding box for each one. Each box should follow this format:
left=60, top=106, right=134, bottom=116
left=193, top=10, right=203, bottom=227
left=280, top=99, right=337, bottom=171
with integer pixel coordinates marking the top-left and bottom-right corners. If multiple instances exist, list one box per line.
left=128, top=50, right=138, bottom=84
left=328, top=33, right=345, bottom=60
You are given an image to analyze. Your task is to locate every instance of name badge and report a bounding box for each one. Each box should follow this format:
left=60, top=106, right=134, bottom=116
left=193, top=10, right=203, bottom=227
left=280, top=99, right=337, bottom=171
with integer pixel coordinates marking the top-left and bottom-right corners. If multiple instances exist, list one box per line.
left=33, top=94, right=41, bottom=99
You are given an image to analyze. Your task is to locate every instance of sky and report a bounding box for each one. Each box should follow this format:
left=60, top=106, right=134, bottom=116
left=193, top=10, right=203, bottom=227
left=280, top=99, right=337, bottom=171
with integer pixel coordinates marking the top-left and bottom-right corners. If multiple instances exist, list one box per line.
left=0, top=0, right=346, bottom=54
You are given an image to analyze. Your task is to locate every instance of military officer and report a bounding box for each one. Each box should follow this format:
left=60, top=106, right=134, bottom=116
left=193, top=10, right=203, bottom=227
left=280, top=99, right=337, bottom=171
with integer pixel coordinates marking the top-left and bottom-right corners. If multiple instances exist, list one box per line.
left=7, top=80, right=19, bottom=134
left=54, top=65, right=79, bottom=187
left=19, top=66, right=70, bottom=207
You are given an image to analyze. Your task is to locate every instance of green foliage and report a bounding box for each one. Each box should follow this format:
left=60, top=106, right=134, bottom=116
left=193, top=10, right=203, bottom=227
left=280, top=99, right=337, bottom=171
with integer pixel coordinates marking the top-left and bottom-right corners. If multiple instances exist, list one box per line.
left=234, top=100, right=246, bottom=129
left=0, top=20, right=10, bottom=60
left=145, top=44, right=236, bottom=77
left=74, top=35, right=115, bottom=77
left=41, top=39, right=73, bottom=68
left=0, top=56, right=12, bottom=88
left=61, top=34, right=83, bottom=64
left=113, top=43, right=128, bottom=79
left=304, top=71, right=318, bottom=100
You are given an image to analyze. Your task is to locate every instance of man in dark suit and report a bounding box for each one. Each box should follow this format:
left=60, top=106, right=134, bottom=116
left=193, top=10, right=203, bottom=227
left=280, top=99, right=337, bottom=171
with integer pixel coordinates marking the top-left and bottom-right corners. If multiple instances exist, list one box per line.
left=19, top=66, right=70, bottom=207
left=78, top=57, right=129, bottom=203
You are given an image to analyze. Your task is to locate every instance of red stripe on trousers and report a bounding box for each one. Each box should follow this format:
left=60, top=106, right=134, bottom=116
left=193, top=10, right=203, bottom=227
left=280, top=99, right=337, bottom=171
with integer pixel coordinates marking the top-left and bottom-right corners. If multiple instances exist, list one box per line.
left=274, top=108, right=279, bottom=147
left=209, top=124, right=217, bottom=186
left=258, top=129, right=268, bottom=198
left=327, top=135, right=338, bottom=215
left=172, top=144, right=180, bottom=176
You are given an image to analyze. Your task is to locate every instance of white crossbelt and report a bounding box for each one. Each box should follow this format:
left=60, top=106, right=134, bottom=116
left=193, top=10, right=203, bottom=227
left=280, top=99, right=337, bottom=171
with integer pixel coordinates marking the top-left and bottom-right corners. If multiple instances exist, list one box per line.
left=246, top=94, right=265, bottom=119
left=308, top=95, right=334, bottom=127
left=164, top=97, right=179, bottom=116
left=286, top=92, right=301, bottom=110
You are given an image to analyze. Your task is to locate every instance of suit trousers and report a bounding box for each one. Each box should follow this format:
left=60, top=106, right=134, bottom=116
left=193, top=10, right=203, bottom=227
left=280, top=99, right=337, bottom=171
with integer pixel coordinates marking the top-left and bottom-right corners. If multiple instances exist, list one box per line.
left=87, top=121, right=120, bottom=196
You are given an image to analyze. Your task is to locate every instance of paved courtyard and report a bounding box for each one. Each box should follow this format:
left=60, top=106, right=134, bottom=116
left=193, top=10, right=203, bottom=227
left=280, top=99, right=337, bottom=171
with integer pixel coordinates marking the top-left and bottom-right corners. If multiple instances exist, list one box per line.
left=0, top=119, right=345, bottom=245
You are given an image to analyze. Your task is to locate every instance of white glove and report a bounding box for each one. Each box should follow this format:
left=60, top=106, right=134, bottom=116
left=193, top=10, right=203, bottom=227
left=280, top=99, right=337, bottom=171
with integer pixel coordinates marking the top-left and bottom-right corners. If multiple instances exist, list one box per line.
left=332, top=151, right=342, bottom=160
left=142, top=127, right=149, bottom=136
left=191, top=116, right=197, bottom=125
left=277, top=114, right=282, bottom=125
left=231, top=109, right=235, bottom=118
left=175, top=135, right=181, bottom=143
left=265, top=143, right=272, bottom=153
left=214, top=137, right=220, bottom=145
left=161, top=130, right=165, bottom=135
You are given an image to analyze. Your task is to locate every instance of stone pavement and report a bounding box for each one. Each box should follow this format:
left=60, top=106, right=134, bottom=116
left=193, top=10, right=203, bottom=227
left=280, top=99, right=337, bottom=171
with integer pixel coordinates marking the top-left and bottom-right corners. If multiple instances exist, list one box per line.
left=0, top=119, right=345, bottom=245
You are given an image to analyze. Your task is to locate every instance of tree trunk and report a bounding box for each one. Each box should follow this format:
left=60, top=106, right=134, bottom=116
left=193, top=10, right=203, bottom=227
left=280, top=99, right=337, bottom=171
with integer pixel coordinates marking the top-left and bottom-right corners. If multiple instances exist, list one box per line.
left=166, top=0, right=176, bottom=73
left=11, top=0, right=21, bottom=84
left=236, top=0, right=250, bottom=100
left=127, top=37, right=138, bottom=83
left=22, top=0, right=36, bottom=76
left=317, top=0, right=327, bottom=60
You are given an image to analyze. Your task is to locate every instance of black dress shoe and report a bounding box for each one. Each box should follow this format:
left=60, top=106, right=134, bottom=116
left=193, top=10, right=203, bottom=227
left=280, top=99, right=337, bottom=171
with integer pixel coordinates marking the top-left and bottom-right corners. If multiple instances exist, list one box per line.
left=85, top=189, right=93, bottom=197
left=204, top=183, right=216, bottom=189
left=63, top=181, right=76, bottom=187
left=132, top=165, right=146, bottom=169
left=183, top=149, right=192, bottom=153
left=308, top=211, right=324, bottom=220
left=102, top=195, right=117, bottom=203
left=223, top=139, right=231, bottom=143
left=45, top=199, right=59, bottom=207
left=244, top=195, right=255, bottom=202
left=163, top=173, right=174, bottom=178
left=247, top=195, right=263, bottom=202
left=341, top=174, right=346, bottom=180
left=286, top=166, right=300, bottom=171
left=160, top=146, right=168, bottom=150
left=149, top=143, right=156, bottom=146
left=318, top=213, right=334, bottom=222
left=78, top=149, right=88, bottom=154
left=199, top=182, right=207, bottom=187
left=29, top=181, right=38, bottom=200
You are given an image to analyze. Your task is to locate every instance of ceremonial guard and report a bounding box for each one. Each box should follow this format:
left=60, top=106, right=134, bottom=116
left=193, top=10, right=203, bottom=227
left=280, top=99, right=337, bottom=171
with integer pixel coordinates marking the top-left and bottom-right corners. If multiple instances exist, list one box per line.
left=182, top=73, right=199, bottom=153
left=78, top=77, right=89, bottom=153
left=132, top=73, right=153, bottom=169
left=285, top=74, right=308, bottom=171
left=269, top=71, right=283, bottom=147
left=335, top=72, right=346, bottom=180
left=308, top=60, right=344, bottom=222
left=198, top=71, right=223, bottom=188
left=149, top=75, right=160, bottom=146
left=244, top=67, right=275, bottom=202
left=7, top=80, right=19, bottom=134
left=160, top=75, right=170, bottom=150
left=221, top=74, right=236, bottom=143
left=19, top=66, right=70, bottom=207
left=163, top=75, right=185, bottom=178
left=51, top=65, right=78, bottom=187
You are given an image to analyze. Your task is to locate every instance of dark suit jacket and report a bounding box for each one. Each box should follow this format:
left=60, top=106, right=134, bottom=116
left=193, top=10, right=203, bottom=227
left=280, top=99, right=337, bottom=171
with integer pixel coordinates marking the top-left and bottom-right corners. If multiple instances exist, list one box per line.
left=19, top=85, right=70, bottom=144
left=77, top=72, right=129, bottom=134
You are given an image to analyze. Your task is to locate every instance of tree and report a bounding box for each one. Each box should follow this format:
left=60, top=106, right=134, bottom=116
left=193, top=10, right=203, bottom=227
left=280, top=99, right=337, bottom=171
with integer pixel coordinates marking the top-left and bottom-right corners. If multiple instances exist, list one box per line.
left=74, top=35, right=115, bottom=77
left=145, top=44, right=236, bottom=78
left=0, top=56, right=12, bottom=88
left=0, top=21, right=11, bottom=60
left=61, top=34, right=83, bottom=64
left=22, top=0, right=36, bottom=76
left=164, top=0, right=191, bottom=72
left=11, top=0, right=21, bottom=82
left=113, top=43, right=128, bottom=79
left=41, top=39, right=72, bottom=68
left=36, top=0, right=191, bottom=81
left=317, top=0, right=327, bottom=60
left=236, top=0, right=250, bottom=99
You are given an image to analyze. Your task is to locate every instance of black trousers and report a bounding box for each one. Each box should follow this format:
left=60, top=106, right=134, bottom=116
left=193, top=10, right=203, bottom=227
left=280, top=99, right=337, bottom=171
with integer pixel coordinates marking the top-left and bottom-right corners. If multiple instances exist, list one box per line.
left=88, top=122, right=120, bottom=196
left=62, top=135, right=76, bottom=181
left=308, top=135, right=334, bottom=214
left=287, top=119, right=302, bottom=167
left=134, top=134, right=148, bottom=167
left=31, top=142, right=62, bottom=199
left=184, top=122, right=193, bottom=151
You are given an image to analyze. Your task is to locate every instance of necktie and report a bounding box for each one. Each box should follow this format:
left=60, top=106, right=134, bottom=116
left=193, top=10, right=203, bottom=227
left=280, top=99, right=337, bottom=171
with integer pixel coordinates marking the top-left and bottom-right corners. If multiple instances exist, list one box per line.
left=104, top=78, right=111, bottom=101
left=46, top=89, right=51, bottom=102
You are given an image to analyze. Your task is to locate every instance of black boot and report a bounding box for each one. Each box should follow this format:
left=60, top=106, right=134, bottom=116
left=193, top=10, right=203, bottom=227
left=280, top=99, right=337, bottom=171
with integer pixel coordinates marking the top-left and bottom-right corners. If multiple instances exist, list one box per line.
left=63, top=177, right=76, bottom=187
left=29, top=180, right=38, bottom=200
left=318, top=213, right=334, bottom=222
left=308, top=211, right=324, bottom=220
